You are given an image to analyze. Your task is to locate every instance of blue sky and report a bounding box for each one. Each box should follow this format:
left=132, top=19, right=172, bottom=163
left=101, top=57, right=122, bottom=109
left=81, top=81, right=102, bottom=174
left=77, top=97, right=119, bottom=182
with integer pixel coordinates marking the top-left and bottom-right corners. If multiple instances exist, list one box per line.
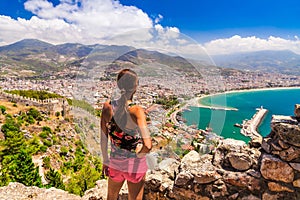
left=0, top=0, right=300, bottom=55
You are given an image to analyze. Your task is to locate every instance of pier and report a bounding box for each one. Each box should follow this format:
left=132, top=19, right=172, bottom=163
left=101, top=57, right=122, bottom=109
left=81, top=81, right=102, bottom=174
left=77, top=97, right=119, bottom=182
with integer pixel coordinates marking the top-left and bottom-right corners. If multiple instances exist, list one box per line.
left=240, top=107, right=268, bottom=140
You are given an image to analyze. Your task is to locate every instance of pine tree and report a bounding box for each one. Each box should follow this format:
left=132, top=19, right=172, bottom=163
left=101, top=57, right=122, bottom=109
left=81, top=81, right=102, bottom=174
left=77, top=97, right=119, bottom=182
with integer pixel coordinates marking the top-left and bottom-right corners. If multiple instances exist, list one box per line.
left=10, top=149, right=42, bottom=187
left=45, top=168, right=65, bottom=190
left=2, top=131, right=25, bottom=155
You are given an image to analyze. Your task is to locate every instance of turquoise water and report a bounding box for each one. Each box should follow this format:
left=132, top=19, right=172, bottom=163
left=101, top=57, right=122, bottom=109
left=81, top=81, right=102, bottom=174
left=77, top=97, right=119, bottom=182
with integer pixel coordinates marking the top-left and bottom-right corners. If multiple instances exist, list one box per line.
left=182, top=88, right=300, bottom=142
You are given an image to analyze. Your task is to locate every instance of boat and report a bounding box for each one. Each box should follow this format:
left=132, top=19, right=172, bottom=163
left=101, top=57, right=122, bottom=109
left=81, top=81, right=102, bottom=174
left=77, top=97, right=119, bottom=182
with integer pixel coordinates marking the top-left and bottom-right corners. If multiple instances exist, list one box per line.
left=234, top=123, right=243, bottom=128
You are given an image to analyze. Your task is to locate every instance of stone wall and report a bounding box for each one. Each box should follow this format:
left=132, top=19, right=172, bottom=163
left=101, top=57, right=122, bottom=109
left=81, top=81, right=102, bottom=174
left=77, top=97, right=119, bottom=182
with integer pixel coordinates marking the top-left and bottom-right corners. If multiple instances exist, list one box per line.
left=0, top=90, right=70, bottom=117
left=140, top=114, right=300, bottom=200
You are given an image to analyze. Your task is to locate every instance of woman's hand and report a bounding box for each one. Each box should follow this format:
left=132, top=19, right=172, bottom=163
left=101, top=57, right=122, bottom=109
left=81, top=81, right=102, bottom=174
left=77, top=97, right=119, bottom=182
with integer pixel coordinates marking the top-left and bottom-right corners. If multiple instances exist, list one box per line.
left=102, top=164, right=109, bottom=177
left=135, top=143, right=144, bottom=158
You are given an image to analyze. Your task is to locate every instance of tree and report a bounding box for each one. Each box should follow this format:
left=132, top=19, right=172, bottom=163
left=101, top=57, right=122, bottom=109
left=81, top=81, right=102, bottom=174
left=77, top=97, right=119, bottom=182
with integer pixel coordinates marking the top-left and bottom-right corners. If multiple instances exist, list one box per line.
left=9, top=150, right=42, bottom=187
left=2, top=131, right=25, bottom=155
left=66, top=164, right=101, bottom=196
left=55, top=111, right=60, bottom=118
left=45, top=168, right=65, bottom=190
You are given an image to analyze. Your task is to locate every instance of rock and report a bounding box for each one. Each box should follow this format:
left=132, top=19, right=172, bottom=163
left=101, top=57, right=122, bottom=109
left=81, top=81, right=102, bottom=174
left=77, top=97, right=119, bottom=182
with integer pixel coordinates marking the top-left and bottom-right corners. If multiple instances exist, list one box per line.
left=240, top=194, right=260, bottom=200
left=218, top=138, right=246, bottom=152
left=260, top=154, right=294, bottom=183
left=268, top=182, right=294, bottom=192
left=249, top=136, right=262, bottom=148
left=278, top=139, right=290, bottom=149
left=228, top=193, right=239, bottom=200
left=290, top=162, right=300, bottom=171
left=172, top=186, right=209, bottom=200
left=174, top=171, right=193, bottom=186
left=83, top=180, right=107, bottom=200
left=0, top=182, right=81, bottom=200
left=295, top=104, right=300, bottom=119
left=158, top=158, right=180, bottom=180
left=181, top=150, right=200, bottom=166
left=179, top=152, right=221, bottom=185
left=193, top=170, right=221, bottom=184
left=272, top=121, right=300, bottom=147
left=261, top=138, right=271, bottom=153
left=145, top=170, right=163, bottom=191
left=270, top=142, right=282, bottom=151
left=262, top=192, right=280, bottom=200
left=227, top=152, right=253, bottom=171
left=223, top=171, right=261, bottom=191
left=293, top=179, right=300, bottom=188
left=279, top=146, right=300, bottom=162
left=246, top=169, right=261, bottom=179
left=212, top=149, right=224, bottom=168
left=209, top=180, right=228, bottom=198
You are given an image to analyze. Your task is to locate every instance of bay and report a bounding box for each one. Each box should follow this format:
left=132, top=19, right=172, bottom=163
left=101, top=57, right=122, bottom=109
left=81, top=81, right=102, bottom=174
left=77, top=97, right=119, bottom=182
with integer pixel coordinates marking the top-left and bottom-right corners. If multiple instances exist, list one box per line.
left=182, top=87, right=300, bottom=142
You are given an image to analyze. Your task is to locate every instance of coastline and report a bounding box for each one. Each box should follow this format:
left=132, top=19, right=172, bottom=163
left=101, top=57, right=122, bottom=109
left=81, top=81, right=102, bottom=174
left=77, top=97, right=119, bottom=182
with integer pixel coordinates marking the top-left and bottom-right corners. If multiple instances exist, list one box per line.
left=195, top=86, right=300, bottom=110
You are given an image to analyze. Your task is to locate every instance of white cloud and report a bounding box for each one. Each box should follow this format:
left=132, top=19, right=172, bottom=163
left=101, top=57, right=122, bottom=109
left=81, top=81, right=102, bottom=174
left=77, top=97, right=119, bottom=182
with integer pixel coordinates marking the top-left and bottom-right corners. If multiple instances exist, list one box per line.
left=204, top=35, right=300, bottom=55
left=2, top=0, right=300, bottom=61
left=154, top=14, right=163, bottom=24
left=0, top=0, right=163, bottom=45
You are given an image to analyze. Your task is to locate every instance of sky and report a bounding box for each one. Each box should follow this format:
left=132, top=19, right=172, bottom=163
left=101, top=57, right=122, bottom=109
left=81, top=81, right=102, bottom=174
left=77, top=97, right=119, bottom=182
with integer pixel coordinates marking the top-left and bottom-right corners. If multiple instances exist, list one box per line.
left=0, top=0, right=300, bottom=56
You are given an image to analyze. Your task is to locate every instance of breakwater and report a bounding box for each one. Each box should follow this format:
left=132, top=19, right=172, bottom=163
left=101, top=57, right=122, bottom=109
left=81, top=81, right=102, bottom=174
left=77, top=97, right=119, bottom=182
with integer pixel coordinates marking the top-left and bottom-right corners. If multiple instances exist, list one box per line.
left=241, top=107, right=268, bottom=140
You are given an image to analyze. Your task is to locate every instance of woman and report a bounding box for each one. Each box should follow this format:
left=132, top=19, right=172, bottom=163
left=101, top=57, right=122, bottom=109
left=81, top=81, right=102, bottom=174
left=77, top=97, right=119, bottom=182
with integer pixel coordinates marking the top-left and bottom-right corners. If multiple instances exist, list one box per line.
left=101, top=69, right=152, bottom=200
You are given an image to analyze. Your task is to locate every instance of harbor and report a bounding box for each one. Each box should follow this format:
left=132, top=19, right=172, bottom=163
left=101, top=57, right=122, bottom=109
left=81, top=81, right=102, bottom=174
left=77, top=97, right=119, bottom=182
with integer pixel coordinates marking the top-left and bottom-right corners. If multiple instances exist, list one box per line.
left=240, top=107, right=268, bottom=140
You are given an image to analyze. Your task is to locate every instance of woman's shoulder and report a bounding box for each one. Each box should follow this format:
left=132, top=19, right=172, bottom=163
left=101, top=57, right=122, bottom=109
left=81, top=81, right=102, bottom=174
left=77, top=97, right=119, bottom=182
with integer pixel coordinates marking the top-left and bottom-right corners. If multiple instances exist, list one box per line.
left=129, top=105, right=146, bottom=116
left=102, top=101, right=113, bottom=116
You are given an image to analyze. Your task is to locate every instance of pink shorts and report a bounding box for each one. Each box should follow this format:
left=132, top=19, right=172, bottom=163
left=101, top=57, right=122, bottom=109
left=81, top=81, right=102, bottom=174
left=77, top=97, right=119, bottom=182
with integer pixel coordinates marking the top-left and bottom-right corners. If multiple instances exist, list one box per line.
left=108, top=167, right=146, bottom=183
left=108, top=156, right=147, bottom=183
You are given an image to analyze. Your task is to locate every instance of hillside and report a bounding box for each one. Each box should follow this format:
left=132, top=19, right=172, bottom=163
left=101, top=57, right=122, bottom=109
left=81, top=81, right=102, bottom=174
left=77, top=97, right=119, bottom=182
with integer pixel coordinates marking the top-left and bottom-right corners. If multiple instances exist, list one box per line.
left=0, top=39, right=202, bottom=78
left=212, top=50, right=300, bottom=75
left=0, top=98, right=103, bottom=196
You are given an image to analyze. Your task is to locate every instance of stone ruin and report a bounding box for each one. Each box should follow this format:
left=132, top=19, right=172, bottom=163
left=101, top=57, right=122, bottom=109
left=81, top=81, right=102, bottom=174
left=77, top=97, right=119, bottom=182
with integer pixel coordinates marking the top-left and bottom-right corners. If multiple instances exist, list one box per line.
left=0, top=90, right=70, bottom=117
left=0, top=104, right=300, bottom=200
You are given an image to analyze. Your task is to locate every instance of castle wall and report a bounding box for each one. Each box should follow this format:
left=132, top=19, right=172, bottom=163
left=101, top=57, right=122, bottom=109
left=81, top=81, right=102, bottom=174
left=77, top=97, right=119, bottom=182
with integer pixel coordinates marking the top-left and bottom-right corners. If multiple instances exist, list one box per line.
left=0, top=90, right=70, bottom=117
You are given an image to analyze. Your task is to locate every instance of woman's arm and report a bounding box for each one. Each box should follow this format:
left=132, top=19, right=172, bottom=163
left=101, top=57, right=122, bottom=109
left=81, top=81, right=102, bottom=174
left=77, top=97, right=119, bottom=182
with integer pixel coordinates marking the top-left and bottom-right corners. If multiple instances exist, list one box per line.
left=100, top=102, right=112, bottom=169
left=133, top=106, right=152, bottom=157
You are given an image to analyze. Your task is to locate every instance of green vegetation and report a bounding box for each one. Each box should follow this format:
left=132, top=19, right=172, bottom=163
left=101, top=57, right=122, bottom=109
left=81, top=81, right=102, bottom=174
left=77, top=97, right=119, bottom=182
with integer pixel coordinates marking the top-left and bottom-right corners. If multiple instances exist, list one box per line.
left=0, top=114, right=41, bottom=187
left=0, top=105, right=6, bottom=114
left=67, top=99, right=95, bottom=114
left=4, top=90, right=63, bottom=100
left=155, top=95, right=179, bottom=109
left=0, top=101, right=104, bottom=196
left=45, top=168, right=65, bottom=190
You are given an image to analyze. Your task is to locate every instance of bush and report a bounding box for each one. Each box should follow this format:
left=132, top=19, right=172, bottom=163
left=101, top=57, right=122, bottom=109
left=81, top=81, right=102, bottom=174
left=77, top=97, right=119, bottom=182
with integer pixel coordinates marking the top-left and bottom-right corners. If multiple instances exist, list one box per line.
left=43, top=139, right=52, bottom=147
left=60, top=146, right=68, bottom=156
left=43, top=156, right=51, bottom=169
left=39, top=145, right=48, bottom=152
left=0, top=105, right=6, bottom=114
left=39, top=132, right=48, bottom=139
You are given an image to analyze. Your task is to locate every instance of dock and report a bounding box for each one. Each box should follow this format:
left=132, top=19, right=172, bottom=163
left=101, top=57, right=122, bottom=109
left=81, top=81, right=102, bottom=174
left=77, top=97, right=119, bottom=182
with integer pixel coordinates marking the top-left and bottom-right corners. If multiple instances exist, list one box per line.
left=240, top=107, right=268, bottom=140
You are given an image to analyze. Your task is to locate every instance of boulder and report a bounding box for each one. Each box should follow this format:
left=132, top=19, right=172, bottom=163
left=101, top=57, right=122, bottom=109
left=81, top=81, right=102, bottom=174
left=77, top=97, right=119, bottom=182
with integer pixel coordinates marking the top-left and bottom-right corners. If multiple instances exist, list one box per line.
left=223, top=171, right=261, bottom=191
left=226, top=152, right=253, bottom=171
left=271, top=120, right=300, bottom=147
left=260, top=154, right=294, bottom=183
left=268, top=182, right=294, bottom=193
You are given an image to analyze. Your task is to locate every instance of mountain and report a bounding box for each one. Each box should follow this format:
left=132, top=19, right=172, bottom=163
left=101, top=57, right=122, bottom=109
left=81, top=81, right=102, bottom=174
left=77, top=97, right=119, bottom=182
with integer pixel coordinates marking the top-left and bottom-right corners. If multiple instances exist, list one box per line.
left=0, top=39, right=53, bottom=53
left=212, top=50, right=300, bottom=75
left=108, top=49, right=202, bottom=77
left=0, top=39, right=204, bottom=78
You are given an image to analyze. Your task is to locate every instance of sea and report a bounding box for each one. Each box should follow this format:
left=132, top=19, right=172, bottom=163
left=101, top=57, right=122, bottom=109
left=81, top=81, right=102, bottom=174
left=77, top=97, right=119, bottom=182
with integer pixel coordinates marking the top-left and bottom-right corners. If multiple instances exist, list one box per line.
left=182, top=87, right=300, bottom=143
